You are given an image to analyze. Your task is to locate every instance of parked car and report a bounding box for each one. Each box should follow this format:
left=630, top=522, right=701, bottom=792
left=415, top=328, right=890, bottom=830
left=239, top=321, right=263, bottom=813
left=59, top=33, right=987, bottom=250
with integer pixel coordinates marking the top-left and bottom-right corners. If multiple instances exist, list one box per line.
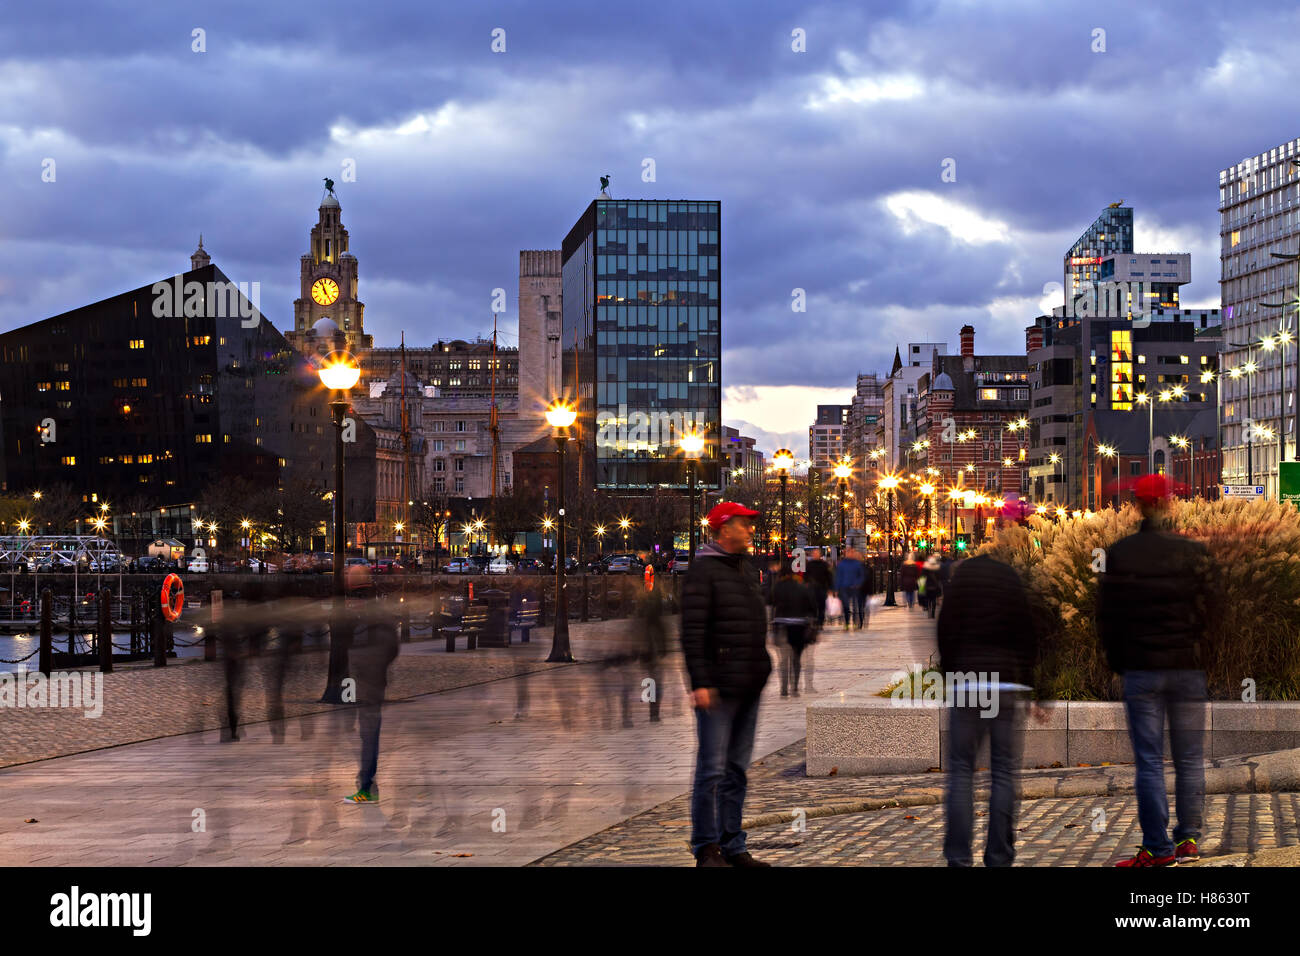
left=344, top=557, right=371, bottom=569
left=514, top=558, right=544, bottom=575
left=310, top=552, right=334, bottom=573
left=187, top=556, right=209, bottom=573
left=605, top=554, right=645, bottom=574
left=586, top=556, right=608, bottom=574
left=244, top=557, right=279, bottom=573
left=487, top=556, right=515, bottom=574
left=373, top=557, right=406, bottom=575
left=442, top=559, right=469, bottom=574
left=668, top=551, right=691, bottom=575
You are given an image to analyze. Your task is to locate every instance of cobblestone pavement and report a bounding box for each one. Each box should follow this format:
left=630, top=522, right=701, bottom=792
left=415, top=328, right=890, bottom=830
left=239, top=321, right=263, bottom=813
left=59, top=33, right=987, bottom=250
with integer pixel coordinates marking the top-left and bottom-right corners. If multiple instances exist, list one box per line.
left=0, top=602, right=934, bottom=865
left=534, top=737, right=1300, bottom=866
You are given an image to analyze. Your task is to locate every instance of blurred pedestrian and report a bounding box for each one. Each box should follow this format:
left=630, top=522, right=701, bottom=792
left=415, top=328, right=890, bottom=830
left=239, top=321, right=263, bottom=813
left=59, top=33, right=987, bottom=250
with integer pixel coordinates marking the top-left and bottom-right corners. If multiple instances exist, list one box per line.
left=921, top=554, right=944, bottom=619
left=803, top=547, right=832, bottom=628
left=833, top=547, right=866, bottom=629
left=899, top=552, right=920, bottom=610
left=681, top=502, right=772, bottom=867
left=938, top=552, right=1040, bottom=867
left=342, top=581, right=399, bottom=804
left=1099, top=474, right=1213, bottom=867
left=772, top=563, right=817, bottom=697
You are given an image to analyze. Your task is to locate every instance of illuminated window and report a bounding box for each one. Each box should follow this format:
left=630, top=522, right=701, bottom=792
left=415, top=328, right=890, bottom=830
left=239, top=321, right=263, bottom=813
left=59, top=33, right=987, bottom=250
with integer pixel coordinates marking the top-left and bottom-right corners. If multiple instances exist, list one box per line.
left=129, top=339, right=145, bottom=349
left=978, top=388, right=998, bottom=401
left=61, top=456, right=76, bottom=466
left=1179, top=355, right=1189, bottom=364
left=56, top=381, right=70, bottom=390
left=1231, top=231, right=1241, bottom=246
left=1111, top=330, right=1133, bottom=410
left=1137, top=355, right=1146, bottom=364
left=195, top=434, right=212, bottom=443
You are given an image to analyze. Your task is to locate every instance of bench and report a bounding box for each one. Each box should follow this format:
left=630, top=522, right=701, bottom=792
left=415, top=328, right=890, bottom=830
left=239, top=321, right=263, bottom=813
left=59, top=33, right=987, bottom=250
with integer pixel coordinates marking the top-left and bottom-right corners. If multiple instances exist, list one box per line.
left=510, top=602, right=540, bottom=643
left=441, top=603, right=488, bottom=652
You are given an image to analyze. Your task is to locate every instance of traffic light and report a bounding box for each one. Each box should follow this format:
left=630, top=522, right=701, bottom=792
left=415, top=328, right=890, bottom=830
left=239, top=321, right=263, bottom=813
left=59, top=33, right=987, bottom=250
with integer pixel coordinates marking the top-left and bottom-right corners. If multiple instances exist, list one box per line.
left=956, top=539, right=967, bottom=551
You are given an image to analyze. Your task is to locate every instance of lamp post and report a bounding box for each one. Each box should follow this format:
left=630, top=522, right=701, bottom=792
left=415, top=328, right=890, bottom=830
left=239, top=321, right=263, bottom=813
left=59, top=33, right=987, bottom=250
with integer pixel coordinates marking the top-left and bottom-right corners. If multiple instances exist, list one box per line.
left=594, top=524, right=606, bottom=557
left=317, top=349, right=359, bottom=703
left=918, top=482, right=935, bottom=554
left=833, top=459, right=851, bottom=550
left=1265, top=232, right=1300, bottom=464
left=681, top=432, right=705, bottom=560
left=544, top=400, right=576, bottom=663
left=879, top=474, right=899, bottom=606
left=773, top=449, right=794, bottom=558
left=619, top=516, right=631, bottom=551
left=1048, top=452, right=1062, bottom=504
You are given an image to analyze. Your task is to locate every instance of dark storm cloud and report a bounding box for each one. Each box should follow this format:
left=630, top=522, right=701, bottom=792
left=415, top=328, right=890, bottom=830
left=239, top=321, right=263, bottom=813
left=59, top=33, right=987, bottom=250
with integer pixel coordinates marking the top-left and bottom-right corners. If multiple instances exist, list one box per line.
left=2, top=0, right=1299, bottom=398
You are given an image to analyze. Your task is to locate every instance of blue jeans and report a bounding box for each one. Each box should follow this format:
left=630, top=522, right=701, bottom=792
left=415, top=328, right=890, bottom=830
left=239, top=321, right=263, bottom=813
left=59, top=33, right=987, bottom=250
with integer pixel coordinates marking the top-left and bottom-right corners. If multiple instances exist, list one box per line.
left=1123, top=669, right=1207, bottom=856
left=944, top=697, right=1021, bottom=867
left=903, top=589, right=915, bottom=608
left=690, top=692, right=761, bottom=856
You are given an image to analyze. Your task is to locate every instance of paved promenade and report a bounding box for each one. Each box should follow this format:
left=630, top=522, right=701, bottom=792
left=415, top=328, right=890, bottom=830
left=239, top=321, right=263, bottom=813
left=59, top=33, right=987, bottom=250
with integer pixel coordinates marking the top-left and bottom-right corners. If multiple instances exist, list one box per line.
left=0, top=601, right=933, bottom=866
left=4, top=600, right=1294, bottom=866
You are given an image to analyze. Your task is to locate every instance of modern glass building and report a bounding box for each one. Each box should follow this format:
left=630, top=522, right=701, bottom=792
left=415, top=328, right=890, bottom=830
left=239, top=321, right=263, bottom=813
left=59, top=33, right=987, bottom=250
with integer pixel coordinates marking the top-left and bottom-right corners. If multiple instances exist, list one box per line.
left=561, top=199, right=721, bottom=490
left=1065, top=205, right=1134, bottom=300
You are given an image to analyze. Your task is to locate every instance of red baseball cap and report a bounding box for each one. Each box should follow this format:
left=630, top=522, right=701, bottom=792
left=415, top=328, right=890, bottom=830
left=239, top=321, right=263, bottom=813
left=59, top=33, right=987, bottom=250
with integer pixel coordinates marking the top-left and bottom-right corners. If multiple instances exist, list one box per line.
left=706, top=501, right=759, bottom=529
left=1133, top=473, right=1173, bottom=504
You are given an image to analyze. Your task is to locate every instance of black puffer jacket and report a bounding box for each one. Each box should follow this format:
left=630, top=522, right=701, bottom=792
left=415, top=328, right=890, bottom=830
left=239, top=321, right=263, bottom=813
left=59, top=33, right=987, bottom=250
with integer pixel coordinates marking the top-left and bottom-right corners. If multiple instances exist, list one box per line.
left=937, top=554, right=1037, bottom=687
left=1098, top=518, right=1212, bottom=673
left=680, top=542, right=772, bottom=697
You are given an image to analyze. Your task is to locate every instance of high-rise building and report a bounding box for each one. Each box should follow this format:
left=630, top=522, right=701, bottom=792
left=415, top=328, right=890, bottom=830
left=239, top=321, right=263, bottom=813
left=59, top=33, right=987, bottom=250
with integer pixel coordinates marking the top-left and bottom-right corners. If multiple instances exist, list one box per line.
left=721, top=426, right=765, bottom=487
left=518, top=250, right=564, bottom=419
left=561, top=199, right=721, bottom=491
left=1065, top=204, right=1134, bottom=300
left=809, top=404, right=850, bottom=479
left=1218, top=138, right=1300, bottom=497
left=285, top=189, right=372, bottom=356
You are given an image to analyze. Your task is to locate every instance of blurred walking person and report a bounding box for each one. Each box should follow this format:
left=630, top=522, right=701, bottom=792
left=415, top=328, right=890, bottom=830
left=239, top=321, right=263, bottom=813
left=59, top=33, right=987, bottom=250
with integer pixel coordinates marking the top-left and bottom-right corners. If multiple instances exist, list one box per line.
left=771, top=563, right=818, bottom=697
left=803, top=547, right=832, bottom=629
left=899, top=552, right=920, bottom=610
left=342, top=571, right=399, bottom=804
left=682, top=502, right=772, bottom=867
left=921, top=554, right=944, bottom=619
left=834, top=547, right=867, bottom=629
left=1099, top=474, right=1213, bottom=867
left=938, top=553, right=1039, bottom=867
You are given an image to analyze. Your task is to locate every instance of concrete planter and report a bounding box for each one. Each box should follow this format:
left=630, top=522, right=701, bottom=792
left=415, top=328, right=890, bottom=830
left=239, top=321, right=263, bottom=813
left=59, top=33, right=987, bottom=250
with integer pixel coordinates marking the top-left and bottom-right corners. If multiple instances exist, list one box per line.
left=806, top=684, right=1300, bottom=776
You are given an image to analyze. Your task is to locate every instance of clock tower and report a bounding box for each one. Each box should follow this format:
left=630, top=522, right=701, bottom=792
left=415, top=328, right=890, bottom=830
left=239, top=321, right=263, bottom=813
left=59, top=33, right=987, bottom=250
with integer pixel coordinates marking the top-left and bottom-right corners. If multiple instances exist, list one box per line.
left=287, top=188, right=372, bottom=355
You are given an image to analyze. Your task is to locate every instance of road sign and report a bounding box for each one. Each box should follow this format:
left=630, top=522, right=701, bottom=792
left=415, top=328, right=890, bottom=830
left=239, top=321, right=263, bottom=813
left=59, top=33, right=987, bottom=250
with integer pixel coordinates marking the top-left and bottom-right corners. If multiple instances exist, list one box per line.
left=1282, top=462, right=1300, bottom=507
left=1221, top=484, right=1264, bottom=497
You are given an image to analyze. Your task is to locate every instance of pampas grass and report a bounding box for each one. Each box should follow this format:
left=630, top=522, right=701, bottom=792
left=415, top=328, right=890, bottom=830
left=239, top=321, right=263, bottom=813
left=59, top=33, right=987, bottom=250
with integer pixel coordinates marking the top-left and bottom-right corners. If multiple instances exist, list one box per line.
left=976, top=499, right=1300, bottom=700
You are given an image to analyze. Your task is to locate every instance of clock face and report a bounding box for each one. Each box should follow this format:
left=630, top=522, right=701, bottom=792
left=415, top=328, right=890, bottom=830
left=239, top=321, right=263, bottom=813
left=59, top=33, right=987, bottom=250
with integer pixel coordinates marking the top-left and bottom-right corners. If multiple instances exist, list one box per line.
left=311, top=277, right=340, bottom=306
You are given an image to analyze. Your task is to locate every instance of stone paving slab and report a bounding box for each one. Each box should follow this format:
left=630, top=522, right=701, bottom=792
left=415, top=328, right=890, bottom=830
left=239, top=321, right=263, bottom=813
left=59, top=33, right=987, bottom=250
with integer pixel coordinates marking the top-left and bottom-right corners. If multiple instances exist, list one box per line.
left=532, top=736, right=1300, bottom=866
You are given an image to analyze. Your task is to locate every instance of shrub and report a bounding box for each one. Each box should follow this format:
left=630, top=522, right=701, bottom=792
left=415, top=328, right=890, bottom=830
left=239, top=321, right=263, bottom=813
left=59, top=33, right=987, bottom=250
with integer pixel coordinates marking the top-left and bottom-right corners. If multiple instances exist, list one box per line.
left=976, top=499, right=1300, bottom=700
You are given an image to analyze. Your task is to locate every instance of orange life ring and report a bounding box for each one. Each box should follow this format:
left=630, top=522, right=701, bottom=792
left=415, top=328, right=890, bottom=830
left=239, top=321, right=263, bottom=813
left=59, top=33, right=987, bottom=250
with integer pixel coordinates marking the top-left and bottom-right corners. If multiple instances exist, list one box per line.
left=644, top=564, right=655, bottom=591
left=161, top=573, right=184, bottom=622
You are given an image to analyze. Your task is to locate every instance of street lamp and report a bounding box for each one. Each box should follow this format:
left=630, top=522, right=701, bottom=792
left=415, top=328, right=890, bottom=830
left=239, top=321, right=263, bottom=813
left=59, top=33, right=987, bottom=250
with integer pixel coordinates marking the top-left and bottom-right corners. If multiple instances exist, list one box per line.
left=773, top=448, right=795, bottom=558
left=833, top=458, right=852, bottom=550
left=681, top=432, right=705, bottom=561
left=544, top=399, right=577, bottom=663
left=619, top=516, right=632, bottom=551
left=1048, top=452, right=1062, bottom=503
left=593, top=524, right=606, bottom=556
left=918, top=482, right=935, bottom=554
left=1264, top=237, right=1300, bottom=464
left=879, top=474, right=900, bottom=606
left=318, top=349, right=360, bottom=703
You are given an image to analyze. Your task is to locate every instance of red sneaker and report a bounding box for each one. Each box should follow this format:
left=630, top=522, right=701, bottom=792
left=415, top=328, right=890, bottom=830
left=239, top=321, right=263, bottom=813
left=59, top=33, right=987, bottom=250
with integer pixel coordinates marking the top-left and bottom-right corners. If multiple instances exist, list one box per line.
left=1115, top=847, right=1177, bottom=868
left=1175, top=839, right=1200, bottom=863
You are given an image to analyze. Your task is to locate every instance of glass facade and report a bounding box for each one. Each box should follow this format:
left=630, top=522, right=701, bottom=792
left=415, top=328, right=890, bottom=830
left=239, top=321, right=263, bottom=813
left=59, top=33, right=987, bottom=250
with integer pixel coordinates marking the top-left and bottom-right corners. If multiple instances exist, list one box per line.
left=562, top=200, right=721, bottom=490
left=1065, top=207, right=1133, bottom=297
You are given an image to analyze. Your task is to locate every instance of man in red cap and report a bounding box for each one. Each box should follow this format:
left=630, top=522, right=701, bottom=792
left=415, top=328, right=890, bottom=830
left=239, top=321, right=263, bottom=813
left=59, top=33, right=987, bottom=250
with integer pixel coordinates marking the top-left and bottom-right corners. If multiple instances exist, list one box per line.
left=1098, top=472, right=1213, bottom=867
left=681, top=500, right=772, bottom=866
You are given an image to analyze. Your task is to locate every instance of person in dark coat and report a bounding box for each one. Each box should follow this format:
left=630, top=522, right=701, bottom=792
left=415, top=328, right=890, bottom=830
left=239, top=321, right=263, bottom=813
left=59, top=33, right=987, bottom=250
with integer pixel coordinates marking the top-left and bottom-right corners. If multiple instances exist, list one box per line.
left=937, top=553, right=1039, bottom=867
left=1098, top=474, right=1213, bottom=867
left=681, top=501, right=772, bottom=867
left=771, top=564, right=818, bottom=696
left=802, top=548, right=833, bottom=627
left=921, top=554, right=944, bottom=619
left=833, top=548, right=867, bottom=629
left=898, top=553, right=921, bottom=610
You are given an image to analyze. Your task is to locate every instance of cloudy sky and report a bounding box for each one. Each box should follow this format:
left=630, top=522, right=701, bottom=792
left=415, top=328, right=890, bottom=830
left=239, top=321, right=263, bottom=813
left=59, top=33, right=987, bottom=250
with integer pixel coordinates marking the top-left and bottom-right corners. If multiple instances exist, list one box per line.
left=2, top=0, right=1296, bottom=458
